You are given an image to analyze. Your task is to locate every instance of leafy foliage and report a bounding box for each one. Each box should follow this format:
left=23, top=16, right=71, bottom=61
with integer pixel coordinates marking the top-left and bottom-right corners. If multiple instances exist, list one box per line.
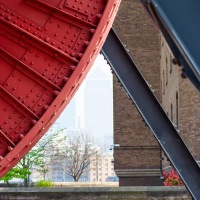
left=0, top=167, right=31, bottom=186
left=163, top=169, right=184, bottom=186
left=17, top=147, right=45, bottom=187
left=17, top=128, right=66, bottom=186
left=36, top=180, right=54, bottom=187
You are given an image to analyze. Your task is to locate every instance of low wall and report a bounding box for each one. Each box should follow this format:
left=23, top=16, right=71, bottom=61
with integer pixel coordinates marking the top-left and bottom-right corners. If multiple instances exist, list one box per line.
left=0, top=187, right=192, bottom=200
left=53, top=182, right=119, bottom=187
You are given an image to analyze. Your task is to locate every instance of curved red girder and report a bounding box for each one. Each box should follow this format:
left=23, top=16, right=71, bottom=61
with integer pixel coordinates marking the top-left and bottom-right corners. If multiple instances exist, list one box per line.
left=0, top=0, right=121, bottom=177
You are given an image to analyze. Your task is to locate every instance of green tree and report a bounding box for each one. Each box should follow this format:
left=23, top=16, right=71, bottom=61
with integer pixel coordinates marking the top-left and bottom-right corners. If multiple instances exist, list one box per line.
left=17, top=147, right=46, bottom=187
left=18, top=129, right=65, bottom=187
left=0, top=167, right=30, bottom=187
left=1, top=128, right=66, bottom=187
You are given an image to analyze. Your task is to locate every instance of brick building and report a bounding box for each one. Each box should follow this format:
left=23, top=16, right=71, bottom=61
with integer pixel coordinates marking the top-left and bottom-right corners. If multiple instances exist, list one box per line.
left=112, top=0, right=200, bottom=186
left=160, top=37, right=200, bottom=170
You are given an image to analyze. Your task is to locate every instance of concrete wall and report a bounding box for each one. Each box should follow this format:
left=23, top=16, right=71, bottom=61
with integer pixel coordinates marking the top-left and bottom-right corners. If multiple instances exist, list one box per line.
left=0, top=187, right=191, bottom=200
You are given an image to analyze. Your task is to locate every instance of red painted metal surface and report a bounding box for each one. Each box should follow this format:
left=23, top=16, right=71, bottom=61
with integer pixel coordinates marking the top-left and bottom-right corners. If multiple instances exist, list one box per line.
left=0, top=0, right=121, bottom=177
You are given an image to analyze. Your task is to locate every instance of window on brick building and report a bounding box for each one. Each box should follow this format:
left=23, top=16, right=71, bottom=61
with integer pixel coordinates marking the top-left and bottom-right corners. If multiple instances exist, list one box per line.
left=170, top=54, right=173, bottom=73
left=171, top=103, right=173, bottom=122
left=162, top=39, right=164, bottom=47
left=163, top=70, right=165, bottom=94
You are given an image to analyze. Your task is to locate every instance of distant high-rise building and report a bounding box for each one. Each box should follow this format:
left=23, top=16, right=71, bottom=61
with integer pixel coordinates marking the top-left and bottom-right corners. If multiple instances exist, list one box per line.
left=54, top=97, right=77, bottom=129
left=90, top=152, right=117, bottom=182
left=84, top=67, right=113, bottom=150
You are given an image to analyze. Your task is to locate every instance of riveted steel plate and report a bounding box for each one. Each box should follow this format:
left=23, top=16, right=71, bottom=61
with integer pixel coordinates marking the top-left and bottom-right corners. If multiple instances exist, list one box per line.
left=0, top=0, right=121, bottom=177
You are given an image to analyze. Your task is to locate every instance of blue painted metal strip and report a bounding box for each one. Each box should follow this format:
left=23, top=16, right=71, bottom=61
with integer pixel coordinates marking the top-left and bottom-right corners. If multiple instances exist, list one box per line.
left=141, top=0, right=200, bottom=91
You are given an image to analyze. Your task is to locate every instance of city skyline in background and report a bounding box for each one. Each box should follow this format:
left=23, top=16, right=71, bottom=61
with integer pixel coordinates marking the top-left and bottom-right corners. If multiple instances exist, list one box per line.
left=53, top=54, right=113, bottom=151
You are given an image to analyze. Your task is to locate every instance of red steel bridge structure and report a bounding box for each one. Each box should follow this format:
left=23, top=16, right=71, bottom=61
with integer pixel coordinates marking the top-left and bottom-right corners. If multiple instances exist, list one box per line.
left=0, top=0, right=199, bottom=199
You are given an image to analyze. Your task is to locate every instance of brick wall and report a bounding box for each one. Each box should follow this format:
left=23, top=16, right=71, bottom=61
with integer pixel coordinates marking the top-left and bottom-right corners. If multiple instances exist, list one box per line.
left=179, top=79, right=200, bottom=160
left=160, top=37, right=181, bottom=170
left=160, top=36, right=200, bottom=168
left=112, top=0, right=162, bottom=186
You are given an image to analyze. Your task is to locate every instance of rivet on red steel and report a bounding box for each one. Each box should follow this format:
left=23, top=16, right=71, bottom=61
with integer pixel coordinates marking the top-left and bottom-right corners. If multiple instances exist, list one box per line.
left=90, top=29, right=96, bottom=34
left=54, top=91, right=60, bottom=96
left=6, top=16, right=11, bottom=21
left=8, top=146, right=13, bottom=151
left=44, top=37, right=50, bottom=42
left=96, top=14, right=102, bottom=18
left=44, top=105, right=49, bottom=110
left=14, top=154, right=20, bottom=159
left=63, top=77, right=69, bottom=82
left=84, top=41, right=90, bottom=46
left=19, top=134, right=24, bottom=139
left=77, top=53, right=83, bottom=58
left=70, top=65, right=76, bottom=71
left=31, top=120, right=37, bottom=125
left=26, top=142, right=32, bottom=147
left=71, top=52, right=76, bottom=57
